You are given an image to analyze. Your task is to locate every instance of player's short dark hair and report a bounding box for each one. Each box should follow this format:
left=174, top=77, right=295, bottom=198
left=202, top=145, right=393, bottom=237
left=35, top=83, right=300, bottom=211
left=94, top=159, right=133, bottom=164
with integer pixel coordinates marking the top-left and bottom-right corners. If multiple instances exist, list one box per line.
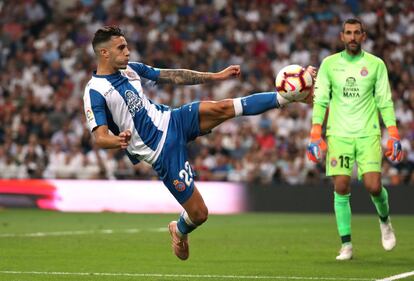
left=342, top=18, right=365, bottom=32
left=92, top=26, right=125, bottom=53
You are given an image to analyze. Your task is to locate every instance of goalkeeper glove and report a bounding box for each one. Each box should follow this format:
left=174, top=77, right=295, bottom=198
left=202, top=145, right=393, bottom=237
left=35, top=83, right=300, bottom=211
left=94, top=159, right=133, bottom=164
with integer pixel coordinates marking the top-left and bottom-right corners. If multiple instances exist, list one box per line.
left=307, top=124, right=327, bottom=163
left=385, top=126, right=403, bottom=162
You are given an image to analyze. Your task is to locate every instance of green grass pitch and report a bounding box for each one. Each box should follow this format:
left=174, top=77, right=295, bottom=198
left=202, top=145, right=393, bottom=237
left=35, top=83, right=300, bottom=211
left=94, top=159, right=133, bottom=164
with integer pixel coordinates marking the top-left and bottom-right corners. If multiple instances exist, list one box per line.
left=0, top=210, right=413, bottom=281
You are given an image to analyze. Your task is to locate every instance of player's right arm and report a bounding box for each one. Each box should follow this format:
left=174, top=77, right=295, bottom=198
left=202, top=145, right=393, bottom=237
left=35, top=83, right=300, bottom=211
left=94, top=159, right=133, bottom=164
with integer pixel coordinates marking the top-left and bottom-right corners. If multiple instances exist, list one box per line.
left=307, top=59, right=331, bottom=163
left=93, top=126, right=131, bottom=149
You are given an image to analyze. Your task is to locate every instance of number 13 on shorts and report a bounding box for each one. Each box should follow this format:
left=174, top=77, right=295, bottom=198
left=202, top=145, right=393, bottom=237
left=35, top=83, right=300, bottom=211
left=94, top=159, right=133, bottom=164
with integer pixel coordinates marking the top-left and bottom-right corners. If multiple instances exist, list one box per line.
left=326, top=136, right=382, bottom=177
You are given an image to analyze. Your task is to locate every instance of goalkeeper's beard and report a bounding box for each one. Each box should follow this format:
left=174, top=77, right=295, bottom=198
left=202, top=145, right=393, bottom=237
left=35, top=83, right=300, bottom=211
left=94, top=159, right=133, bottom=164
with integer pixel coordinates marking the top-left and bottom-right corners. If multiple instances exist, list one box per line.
left=345, top=42, right=361, bottom=55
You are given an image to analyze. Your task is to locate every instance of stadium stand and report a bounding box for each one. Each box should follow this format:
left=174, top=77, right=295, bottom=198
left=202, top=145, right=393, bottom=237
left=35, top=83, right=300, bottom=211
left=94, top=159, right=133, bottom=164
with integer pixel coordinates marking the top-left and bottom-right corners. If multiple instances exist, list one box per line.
left=0, top=0, right=413, bottom=185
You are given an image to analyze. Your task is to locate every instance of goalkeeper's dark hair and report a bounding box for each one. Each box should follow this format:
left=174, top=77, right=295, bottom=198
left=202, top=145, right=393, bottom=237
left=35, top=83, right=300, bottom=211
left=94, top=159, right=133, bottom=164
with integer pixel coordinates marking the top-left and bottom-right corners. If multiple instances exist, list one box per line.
left=342, top=18, right=365, bottom=32
left=92, top=26, right=125, bottom=53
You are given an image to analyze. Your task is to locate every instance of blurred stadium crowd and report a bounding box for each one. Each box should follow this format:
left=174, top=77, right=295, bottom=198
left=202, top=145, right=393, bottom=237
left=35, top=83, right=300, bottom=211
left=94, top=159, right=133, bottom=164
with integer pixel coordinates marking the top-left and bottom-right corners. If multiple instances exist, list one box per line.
left=0, top=0, right=413, bottom=185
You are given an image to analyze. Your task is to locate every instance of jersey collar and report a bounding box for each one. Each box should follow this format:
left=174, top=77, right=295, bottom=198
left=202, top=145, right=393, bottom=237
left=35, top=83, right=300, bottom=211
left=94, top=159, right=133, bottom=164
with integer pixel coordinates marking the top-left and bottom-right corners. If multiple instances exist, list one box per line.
left=341, top=50, right=365, bottom=62
left=93, top=71, right=121, bottom=78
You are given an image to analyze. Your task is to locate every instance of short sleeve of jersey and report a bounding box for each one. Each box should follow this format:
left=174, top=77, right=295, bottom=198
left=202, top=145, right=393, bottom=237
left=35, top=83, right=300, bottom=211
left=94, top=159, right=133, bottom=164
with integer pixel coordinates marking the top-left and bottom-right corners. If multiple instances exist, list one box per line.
left=128, top=62, right=160, bottom=81
left=83, top=89, right=107, bottom=132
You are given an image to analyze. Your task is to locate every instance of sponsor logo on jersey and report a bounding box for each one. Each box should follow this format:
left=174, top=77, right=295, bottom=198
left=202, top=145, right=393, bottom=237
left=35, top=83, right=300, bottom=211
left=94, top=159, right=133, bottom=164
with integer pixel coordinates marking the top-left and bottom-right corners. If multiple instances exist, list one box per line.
left=360, top=66, right=368, bottom=77
left=103, top=87, right=114, bottom=97
left=333, top=68, right=345, bottom=72
left=173, top=180, right=186, bottom=192
left=343, top=77, right=360, bottom=98
left=125, top=90, right=143, bottom=117
left=331, top=158, right=337, bottom=167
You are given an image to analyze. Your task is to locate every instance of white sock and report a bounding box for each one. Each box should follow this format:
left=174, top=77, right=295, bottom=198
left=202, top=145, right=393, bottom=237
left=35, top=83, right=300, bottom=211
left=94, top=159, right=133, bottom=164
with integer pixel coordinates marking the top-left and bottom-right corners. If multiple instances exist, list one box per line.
left=233, top=97, right=243, bottom=117
left=276, top=93, right=291, bottom=106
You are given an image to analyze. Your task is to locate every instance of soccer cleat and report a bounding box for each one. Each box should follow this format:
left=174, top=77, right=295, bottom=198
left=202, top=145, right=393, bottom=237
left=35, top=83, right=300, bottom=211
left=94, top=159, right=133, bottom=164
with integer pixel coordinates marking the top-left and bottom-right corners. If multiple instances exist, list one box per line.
left=168, top=221, right=189, bottom=260
left=336, top=244, right=353, bottom=261
left=380, top=220, right=396, bottom=251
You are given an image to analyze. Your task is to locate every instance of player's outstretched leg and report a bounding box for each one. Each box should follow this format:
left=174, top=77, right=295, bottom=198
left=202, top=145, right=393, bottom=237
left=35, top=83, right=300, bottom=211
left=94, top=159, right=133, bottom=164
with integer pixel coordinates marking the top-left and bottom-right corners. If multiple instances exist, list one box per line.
left=168, top=187, right=207, bottom=260
left=198, top=91, right=291, bottom=133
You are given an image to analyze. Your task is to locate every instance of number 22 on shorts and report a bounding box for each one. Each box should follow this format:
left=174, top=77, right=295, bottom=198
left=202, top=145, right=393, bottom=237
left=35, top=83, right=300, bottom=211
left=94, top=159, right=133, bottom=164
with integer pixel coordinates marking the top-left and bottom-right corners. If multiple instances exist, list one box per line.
left=179, top=161, right=194, bottom=186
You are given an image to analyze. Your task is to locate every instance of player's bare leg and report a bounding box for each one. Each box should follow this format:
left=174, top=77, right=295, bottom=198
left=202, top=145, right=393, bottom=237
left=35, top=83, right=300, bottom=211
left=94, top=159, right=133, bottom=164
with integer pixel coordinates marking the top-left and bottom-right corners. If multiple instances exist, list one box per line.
left=199, top=99, right=235, bottom=132
left=198, top=92, right=291, bottom=133
left=169, top=187, right=208, bottom=260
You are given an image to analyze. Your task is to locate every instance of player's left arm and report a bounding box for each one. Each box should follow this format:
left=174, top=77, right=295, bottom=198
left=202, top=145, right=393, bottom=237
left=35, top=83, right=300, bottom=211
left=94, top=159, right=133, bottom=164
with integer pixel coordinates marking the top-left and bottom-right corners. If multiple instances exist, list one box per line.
left=157, top=65, right=241, bottom=85
left=306, top=60, right=330, bottom=163
left=375, top=60, right=403, bottom=162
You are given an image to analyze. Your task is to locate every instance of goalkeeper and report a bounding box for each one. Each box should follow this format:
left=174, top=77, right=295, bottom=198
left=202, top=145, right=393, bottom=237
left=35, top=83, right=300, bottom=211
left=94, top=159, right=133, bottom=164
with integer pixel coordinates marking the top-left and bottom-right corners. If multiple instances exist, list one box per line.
left=307, top=18, right=402, bottom=261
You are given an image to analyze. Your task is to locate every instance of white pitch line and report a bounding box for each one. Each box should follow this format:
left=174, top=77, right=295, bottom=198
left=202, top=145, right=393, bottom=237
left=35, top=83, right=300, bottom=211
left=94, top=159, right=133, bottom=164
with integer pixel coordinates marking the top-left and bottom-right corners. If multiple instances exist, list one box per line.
left=0, top=227, right=168, bottom=238
left=376, top=271, right=414, bottom=281
left=0, top=270, right=374, bottom=280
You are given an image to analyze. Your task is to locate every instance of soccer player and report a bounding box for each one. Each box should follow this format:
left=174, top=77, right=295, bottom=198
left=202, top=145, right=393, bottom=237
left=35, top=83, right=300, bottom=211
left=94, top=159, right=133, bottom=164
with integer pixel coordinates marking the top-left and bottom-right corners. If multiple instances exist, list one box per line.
left=84, top=26, right=314, bottom=260
left=307, top=18, right=402, bottom=260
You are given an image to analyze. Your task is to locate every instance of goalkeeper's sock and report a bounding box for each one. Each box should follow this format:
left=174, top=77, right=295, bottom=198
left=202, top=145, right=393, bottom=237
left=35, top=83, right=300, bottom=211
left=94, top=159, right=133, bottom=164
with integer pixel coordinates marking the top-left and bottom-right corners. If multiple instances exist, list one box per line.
left=233, top=92, right=289, bottom=116
left=371, top=187, right=389, bottom=223
left=334, top=192, right=352, bottom=244
left=176, top=211, right=197, bottom=237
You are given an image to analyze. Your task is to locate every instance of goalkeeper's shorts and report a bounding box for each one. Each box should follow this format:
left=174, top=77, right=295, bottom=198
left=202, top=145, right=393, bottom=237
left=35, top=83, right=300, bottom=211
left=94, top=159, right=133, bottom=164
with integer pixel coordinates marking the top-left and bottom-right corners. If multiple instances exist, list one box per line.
left=326, top=135, right=382, bottom=178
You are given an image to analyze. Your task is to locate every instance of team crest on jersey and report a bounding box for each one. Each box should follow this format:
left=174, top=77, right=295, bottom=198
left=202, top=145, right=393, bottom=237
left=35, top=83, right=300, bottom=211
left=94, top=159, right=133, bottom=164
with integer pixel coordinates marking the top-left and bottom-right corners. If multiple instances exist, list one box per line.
left=125, top=90, right=143, bottom=117
left=331, top=158, right=337, bottom=167
left=173, top=180, right=186, bottom=192
left=360, top=66, right=368, bottom=77
left=124, top=70, right=139, bottom=80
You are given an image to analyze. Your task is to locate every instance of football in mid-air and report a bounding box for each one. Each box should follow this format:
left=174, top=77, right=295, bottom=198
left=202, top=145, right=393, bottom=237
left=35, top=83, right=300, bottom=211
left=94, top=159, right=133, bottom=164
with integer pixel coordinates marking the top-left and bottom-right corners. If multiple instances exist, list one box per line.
left=275, top=64, right=313, bottom=101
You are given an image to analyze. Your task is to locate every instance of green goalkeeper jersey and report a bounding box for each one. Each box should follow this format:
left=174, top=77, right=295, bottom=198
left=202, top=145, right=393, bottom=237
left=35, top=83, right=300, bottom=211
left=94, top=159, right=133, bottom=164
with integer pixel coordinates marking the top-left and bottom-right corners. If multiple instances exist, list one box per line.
left=312, top=50, right=397, bottom=137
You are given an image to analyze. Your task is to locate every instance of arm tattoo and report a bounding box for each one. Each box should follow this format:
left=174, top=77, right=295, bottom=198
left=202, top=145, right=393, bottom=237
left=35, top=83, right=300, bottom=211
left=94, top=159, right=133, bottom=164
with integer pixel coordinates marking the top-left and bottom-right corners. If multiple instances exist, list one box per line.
left=158, top=69, right=212, bottom=85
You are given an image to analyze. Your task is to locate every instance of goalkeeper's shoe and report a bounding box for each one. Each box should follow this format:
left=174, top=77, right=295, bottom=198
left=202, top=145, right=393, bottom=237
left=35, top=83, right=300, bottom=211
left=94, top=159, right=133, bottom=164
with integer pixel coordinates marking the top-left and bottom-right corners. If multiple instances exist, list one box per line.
left=168, top=221, right=189, bottom=260
left=336, top=243, right=353, bottom=261
left=380, top=219, right=396, bottom=251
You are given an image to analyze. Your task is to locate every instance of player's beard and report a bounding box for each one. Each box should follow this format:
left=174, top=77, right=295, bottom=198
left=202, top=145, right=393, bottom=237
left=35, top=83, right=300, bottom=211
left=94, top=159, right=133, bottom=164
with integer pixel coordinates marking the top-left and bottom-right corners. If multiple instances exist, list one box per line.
left=117, top=60, right=128, bottom=69
left=345, top=41, right=361, bottom=55
left=111, top=57, right=129, bottom=70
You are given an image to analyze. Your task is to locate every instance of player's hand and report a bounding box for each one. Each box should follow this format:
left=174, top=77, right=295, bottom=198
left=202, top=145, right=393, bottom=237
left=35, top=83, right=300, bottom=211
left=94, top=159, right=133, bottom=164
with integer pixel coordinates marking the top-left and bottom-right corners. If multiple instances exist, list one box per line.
left=214, top=65, right=241, bottom=80
left=305, top=65, right=317, bottom=80
left=385, top=126, right=403, bottom=163
left=119, top=129, right=132, bottom=149
left=306, top=124, right=327, bottom=163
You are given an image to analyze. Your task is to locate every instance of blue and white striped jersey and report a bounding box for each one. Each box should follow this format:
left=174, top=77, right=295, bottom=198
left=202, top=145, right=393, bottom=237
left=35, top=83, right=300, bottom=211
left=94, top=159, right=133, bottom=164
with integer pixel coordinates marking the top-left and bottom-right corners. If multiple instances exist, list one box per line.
left=83, top=62, right=171, bottom=165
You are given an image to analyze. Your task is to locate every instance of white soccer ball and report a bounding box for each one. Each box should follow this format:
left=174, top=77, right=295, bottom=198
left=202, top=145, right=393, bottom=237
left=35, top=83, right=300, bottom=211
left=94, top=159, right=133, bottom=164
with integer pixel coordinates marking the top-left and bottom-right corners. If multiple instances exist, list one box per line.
left=275, top=64, right=313, bottom=101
